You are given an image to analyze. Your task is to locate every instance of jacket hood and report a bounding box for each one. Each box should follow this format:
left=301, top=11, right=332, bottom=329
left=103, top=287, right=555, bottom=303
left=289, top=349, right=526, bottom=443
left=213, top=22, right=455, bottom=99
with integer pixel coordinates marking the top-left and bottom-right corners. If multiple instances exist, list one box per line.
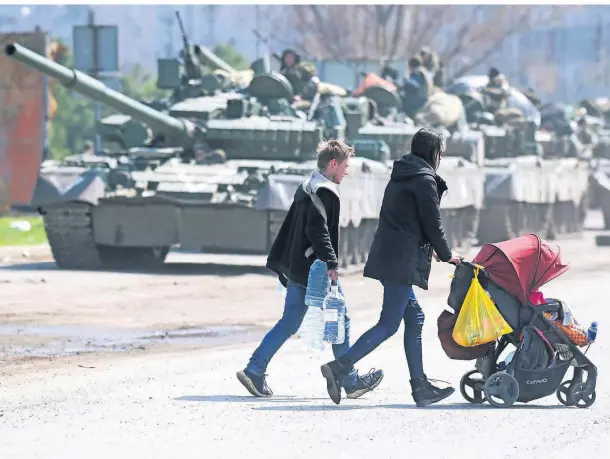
left=295, top=170, right=339, bottom=203
left=390, top=153, right=448, bottom=196
left=390, top=153, right=436, bottom=181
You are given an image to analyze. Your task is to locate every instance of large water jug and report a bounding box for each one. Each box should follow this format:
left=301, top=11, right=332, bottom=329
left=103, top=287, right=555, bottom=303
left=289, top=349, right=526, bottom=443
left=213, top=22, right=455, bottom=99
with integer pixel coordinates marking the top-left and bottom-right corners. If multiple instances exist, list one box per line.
left=305, top=259, right=330, bottom=308
left=323, top=280, right=346, bottom=345
left=300, top=304, right=325, bottom=351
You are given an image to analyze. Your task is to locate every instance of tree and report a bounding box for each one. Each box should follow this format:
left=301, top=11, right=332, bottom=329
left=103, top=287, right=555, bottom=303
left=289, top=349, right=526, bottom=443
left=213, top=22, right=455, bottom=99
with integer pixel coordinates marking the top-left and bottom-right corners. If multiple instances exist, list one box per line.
left=119, top=63, right=168, bottom=102
left=212, top=42, right=249, bottom=70
left=47, top=42, right=96, bottom=160
left=48, top=44, right=169, bottom=160
left=274, top=5, right=575, bottom=79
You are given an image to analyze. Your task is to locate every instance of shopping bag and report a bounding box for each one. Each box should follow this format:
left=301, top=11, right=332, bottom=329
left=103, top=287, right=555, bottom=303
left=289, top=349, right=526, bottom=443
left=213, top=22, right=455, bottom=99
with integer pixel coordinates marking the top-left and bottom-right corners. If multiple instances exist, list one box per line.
left=452, top=265, right=513, bottom=347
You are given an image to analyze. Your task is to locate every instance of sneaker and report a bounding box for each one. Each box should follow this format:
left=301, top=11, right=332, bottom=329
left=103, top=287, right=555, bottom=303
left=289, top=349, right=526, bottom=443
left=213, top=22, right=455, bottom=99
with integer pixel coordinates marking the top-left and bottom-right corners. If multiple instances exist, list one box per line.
left=410, top=375, right=455, bottom=407
left=345, top=368, right=384, bottom=399
left=236, top=369, right=273, bottom=397
left=320, top=360, right=348, bottom=405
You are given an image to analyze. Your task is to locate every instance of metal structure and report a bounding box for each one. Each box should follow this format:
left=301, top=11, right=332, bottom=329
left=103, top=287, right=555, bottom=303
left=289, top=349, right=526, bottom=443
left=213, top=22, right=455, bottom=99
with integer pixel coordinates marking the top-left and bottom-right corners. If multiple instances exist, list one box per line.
left=447, top=75, right=589, bottom=244
left=4, top=41, right=390, bottom=270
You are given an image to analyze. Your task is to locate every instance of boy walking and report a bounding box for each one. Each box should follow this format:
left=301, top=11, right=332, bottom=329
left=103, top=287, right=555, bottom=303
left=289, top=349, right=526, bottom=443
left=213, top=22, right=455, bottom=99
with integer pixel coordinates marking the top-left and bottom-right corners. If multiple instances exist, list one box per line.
left=237, top=139, right=384, bottom=398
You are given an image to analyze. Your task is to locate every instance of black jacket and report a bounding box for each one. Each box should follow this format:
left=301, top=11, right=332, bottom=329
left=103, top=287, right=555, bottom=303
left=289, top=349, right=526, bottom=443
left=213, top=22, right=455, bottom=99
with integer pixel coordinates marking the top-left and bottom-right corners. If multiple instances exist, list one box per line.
left=266, top=171, right=340, bottom=287
left=363, top=154, right=452, bottom=290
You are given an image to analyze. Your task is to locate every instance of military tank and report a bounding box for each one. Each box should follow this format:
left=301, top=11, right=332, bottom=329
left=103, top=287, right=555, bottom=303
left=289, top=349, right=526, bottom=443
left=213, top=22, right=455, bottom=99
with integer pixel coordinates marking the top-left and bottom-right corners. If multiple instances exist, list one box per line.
left=340, top=72, right=485, bottom=249
left=447, top=75, right=589, bottom=244
left=5, top=42, right=389, bottom=270
left=34, top=13, right=252, bottom=214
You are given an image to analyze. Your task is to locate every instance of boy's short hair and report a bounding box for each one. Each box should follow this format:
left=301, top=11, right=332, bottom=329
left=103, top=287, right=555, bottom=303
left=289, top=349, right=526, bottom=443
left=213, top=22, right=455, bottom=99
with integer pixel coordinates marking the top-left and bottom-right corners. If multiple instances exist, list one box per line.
left=316, top=139, right=355, bottom=170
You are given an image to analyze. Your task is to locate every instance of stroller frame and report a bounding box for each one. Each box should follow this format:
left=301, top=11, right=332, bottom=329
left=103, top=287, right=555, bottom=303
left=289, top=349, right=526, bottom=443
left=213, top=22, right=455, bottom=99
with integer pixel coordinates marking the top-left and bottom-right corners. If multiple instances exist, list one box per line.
left=448, top=235, right=598, bottom=409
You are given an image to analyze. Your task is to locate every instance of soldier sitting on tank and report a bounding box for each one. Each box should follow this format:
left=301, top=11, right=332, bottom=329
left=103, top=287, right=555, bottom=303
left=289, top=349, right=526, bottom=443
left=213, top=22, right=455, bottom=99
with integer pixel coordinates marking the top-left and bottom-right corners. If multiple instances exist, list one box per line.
left=481, top=67, right=524, bottom=126
left=402, top=56, right=432, bottom=118
left=419, top=47, right=443, bottom=88
left=381, top=65, right=400, bottom=86
left=279, top=48, right=319, bottom=102
left=575, top=117, right=598, bottom=158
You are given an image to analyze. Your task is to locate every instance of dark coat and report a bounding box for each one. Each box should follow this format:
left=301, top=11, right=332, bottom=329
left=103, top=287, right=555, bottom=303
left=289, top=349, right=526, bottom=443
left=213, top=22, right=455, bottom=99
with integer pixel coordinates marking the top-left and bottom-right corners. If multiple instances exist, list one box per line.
left=363, top=154, right=452, bottom=290
left=266, top=171, right=340, bottom=287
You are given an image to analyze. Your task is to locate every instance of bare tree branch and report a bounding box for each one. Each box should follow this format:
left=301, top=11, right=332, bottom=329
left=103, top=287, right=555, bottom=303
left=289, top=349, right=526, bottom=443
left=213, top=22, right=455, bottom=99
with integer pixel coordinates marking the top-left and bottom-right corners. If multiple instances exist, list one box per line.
left=279, top=4, right=575, bottom=82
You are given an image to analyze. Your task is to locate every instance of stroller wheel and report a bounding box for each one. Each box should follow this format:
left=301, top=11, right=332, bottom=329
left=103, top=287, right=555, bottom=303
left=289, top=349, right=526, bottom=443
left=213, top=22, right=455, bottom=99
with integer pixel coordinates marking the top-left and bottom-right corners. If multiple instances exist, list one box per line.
left=460, top=370, right=487, bottom=404
left=556, top=380, right=575, bottom=406
left=568, top=382, right=596, bottom=408
left=484, top=372, right=519, bottom=408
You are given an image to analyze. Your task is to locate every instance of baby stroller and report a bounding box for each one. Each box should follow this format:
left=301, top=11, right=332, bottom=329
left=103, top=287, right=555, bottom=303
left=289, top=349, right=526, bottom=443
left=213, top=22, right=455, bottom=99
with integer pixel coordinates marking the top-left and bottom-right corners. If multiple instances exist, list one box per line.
left=439, top=234, right=598, bottom=408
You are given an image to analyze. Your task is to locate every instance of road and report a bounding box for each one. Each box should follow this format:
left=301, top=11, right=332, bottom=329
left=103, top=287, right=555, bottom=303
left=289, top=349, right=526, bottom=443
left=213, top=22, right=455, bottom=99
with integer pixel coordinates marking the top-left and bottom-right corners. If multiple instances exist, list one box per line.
left=0, top=227, right=608, bottom=458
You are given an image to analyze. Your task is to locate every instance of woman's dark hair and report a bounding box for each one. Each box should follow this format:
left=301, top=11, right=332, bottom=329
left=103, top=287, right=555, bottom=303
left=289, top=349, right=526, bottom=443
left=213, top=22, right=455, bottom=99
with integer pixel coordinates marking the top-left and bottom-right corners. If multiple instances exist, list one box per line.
left=410, top=127, right=444, bottom=170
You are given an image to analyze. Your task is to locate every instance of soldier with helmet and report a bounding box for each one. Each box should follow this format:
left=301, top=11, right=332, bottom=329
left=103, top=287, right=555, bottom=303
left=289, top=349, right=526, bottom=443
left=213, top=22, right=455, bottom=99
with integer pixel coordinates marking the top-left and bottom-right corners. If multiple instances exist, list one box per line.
left=419, top=47, right=444, bottom=88
left=279, top=48, right=319, bottom=100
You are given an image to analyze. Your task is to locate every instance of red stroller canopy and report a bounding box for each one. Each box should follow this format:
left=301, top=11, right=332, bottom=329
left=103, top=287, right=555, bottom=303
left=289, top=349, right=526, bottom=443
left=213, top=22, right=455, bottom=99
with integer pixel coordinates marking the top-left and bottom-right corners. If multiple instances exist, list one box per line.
left=472, top=234, right=569, bottom=304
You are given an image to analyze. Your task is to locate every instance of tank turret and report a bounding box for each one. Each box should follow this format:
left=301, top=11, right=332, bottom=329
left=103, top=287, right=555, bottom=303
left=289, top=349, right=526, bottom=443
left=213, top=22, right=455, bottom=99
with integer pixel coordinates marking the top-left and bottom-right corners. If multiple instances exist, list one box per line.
left=5, top=43, right=203, bottom=146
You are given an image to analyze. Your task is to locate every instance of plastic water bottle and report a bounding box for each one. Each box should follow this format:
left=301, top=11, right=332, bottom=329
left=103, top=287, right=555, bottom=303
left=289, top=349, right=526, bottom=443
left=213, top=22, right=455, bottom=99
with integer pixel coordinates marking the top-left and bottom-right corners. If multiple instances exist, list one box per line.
left=300, top=304, right=325, bottom=351
left=323, top=280, right=346, bottom=345
left=587, top=321, right=598, bottom=343
left=305, top=259, right=330, bottom=308
left=277, top=280, right=286, bottom=295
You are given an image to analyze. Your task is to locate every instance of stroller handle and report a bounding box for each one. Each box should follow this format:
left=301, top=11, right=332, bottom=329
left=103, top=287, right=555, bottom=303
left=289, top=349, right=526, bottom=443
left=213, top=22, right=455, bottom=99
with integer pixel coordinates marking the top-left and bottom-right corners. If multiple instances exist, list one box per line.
left=449, top=259, right=475, bottom=269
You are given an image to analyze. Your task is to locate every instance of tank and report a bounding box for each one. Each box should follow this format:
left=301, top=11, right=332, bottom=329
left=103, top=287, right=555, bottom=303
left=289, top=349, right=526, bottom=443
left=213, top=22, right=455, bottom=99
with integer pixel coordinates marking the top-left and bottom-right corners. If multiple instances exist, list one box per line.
left=446, top=75, right=589, bottom=244
left=341, top=74, right=485, bottom=249
left=5, top=42, right=388, bottom=271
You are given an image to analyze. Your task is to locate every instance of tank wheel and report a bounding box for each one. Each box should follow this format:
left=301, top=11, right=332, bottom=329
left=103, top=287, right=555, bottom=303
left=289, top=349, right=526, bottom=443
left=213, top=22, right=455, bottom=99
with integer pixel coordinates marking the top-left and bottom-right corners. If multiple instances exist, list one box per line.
left=483, top=372, right=519, bottom=408
left=339, top=226, right=350, bottom=269
left=544, top=203, right=557, bottom=240
left=568, top=382, right=596, bottom=408
left=556, top=380, right=574, bottom=406
left=42, top=202, right=105, bottom=270
left=460, top=370, right=487, bottom=404
left=356, top=221, right=368, bottom=264
left=98, top=246, right=170, bottom=270
left=348, top=224, right=361, bottom=266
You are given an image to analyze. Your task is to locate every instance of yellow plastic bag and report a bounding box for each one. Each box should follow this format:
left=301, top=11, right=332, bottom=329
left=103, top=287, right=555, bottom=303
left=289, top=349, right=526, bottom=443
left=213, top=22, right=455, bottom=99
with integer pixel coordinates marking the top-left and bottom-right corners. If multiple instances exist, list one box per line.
left=452, top=266, right=513, bottom=347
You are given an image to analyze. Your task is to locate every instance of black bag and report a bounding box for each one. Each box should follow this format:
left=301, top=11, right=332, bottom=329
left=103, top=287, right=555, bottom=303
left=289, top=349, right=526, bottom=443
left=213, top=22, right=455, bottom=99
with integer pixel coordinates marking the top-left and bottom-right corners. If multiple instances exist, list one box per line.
left=515, top=326, right=556, bottom=371
left=437, top=310, right=489, bottom=361
left=447, top=263, right=488, bottom=313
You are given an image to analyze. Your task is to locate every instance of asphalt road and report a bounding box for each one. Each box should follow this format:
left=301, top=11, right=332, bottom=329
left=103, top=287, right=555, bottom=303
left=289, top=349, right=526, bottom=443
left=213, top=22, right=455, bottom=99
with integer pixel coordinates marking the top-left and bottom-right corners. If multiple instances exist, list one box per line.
left=1, top=237, right=608, bottom=459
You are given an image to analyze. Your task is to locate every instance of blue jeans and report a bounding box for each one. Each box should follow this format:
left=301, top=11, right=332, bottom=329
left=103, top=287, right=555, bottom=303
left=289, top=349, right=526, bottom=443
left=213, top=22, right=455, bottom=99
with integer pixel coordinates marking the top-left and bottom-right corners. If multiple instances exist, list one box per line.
left=247, top=280, right=359, bottom=388
left=336, top=281, right=425, bottom=379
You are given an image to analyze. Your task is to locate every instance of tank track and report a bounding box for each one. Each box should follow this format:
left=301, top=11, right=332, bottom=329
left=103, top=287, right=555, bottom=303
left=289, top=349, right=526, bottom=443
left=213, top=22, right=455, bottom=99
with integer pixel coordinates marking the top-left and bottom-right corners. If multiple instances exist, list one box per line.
left=338, top=208, right=478, bottom=270
left=476, top=199, right=587, bottom=244
left=42, top=202, right=169, bottom=270
left=42, top=202, right=106, bottom=270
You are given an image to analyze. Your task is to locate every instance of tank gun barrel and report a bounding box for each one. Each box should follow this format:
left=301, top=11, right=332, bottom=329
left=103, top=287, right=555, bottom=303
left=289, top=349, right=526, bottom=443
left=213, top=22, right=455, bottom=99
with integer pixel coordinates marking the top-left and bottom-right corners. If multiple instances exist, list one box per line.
left=193, top=44, right=236, bottom=74
left=4, top=43, right=192, bottom=141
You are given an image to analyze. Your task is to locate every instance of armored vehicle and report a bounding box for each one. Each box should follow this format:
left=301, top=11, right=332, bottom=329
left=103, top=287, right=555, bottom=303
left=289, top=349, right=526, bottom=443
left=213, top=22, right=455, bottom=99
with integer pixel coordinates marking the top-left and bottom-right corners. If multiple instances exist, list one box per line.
left=447, top=75, right=589, bottom=244
left=5, top=42, right=390, bottom=270
left=342, top=73, right=485, bottom=249
left=566, top=99, right=610, bottom=229
left=35, top=13, right=252, bottom=214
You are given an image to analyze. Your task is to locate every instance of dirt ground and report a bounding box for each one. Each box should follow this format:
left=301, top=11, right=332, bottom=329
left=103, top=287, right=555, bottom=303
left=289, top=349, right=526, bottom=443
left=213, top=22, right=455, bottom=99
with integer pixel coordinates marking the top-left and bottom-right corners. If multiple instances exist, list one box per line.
left=1, top=220, right=609, bottom=377
left=1, top=227, right=608, bottom=458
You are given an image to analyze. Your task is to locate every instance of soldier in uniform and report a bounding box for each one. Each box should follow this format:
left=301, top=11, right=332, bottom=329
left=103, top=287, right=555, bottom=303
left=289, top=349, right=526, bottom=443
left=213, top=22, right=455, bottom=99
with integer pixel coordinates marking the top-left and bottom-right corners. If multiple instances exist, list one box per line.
left=419, top=47, right=443, bottom=88
left=403, top=56, right=432, bottom=118
left=279, top=48, right=319, bottom=100
left=481, top=67, right=523, bottom=125
left=576, top=117, right=598, bottom=150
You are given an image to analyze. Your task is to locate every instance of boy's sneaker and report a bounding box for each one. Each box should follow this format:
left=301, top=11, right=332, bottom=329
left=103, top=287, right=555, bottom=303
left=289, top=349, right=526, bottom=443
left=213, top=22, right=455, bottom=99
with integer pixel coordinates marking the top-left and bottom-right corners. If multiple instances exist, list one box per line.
left=236, top=369, right=273, bottom=397
left=410, top=375, right=455, bottom=407
left=345, top=368, right=384, bottom=399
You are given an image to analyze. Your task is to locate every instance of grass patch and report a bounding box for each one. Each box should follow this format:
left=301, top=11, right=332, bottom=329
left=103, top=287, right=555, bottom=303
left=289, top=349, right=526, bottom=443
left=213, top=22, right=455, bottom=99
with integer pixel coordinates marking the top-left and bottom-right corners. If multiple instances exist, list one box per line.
left=0, top=215, right=48, bottom=246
